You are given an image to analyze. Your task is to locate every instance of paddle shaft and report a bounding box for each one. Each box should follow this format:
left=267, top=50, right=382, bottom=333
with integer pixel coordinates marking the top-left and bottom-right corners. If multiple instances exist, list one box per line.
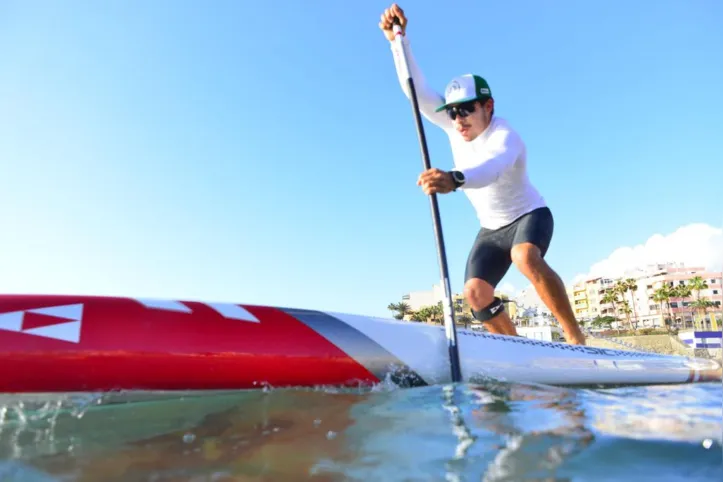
left=391, top=18, right=462, bottom=384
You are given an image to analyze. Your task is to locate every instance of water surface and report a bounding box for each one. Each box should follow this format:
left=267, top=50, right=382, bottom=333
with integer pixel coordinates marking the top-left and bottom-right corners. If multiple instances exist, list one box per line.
left=0, top=379, right=720, bottom=481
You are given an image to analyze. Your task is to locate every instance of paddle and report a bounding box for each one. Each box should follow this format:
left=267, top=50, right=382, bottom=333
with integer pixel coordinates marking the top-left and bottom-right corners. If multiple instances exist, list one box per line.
left=391, top=17, right=462, bottom=384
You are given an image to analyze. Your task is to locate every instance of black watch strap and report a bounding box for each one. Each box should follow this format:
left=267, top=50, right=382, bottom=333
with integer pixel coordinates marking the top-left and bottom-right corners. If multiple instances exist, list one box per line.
left=450, top=170, right=465, bottom=189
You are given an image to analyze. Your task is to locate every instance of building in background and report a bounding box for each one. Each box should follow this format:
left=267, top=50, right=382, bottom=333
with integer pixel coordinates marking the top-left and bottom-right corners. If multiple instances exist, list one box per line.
left=515, top=287, right=551, bottom=317
left=566, top=277, right=616, bottom=323
left=401, top=283, right=447, bottom=312
left=401, top=263, right=721, bottom=331
left=569, top=283, right=589, bottom=320
left=518, top=324, right=563, bottom=342
left=567, top=263, right=722, bottom=330
left=640, top=265, right=722, bottom=329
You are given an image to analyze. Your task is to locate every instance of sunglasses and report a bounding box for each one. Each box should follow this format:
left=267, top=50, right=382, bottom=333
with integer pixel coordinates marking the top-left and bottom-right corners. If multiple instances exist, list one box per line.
left=445, top=100, right=478, bottom=120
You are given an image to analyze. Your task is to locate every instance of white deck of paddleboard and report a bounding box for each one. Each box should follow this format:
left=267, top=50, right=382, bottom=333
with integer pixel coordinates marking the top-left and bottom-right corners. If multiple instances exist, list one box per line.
left=327, top=312, right=721, bottom=386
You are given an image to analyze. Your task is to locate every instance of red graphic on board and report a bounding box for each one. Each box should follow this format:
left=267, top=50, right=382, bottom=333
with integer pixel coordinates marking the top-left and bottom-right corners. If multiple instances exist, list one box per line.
left=0, top=294, right=378, bottom=393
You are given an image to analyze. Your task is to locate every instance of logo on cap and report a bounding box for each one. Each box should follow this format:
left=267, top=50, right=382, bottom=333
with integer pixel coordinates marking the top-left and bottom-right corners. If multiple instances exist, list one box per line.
left=446, top=81, right=461, bottom=97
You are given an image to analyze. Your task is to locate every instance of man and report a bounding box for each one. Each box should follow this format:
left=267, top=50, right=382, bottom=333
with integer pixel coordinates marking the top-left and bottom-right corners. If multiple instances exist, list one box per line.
left=380, top=4, right=586, bottom=345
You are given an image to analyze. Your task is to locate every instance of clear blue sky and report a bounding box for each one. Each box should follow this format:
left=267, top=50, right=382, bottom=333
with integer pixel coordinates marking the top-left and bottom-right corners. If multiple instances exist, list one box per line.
left=1, top=0, right=721, bottom=318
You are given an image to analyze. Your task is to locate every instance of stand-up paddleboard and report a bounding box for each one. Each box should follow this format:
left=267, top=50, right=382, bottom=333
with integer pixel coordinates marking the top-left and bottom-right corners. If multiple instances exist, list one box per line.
left=0, top=294, right=719, bottom=393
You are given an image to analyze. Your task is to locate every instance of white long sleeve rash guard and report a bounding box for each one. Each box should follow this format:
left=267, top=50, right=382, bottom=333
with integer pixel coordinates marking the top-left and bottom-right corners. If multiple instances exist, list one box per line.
left=391, top=35, right=547, bottom=230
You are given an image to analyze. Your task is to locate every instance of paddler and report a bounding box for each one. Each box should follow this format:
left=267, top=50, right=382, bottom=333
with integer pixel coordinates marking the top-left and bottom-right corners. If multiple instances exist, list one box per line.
left=379, top=4, right=586, bottom=345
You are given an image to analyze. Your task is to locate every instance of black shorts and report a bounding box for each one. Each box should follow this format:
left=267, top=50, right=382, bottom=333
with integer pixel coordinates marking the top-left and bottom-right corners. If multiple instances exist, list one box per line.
left=464, top=207, right=554, bottom=287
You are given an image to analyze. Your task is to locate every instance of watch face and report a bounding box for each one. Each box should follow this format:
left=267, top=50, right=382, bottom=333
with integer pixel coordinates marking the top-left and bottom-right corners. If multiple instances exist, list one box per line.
left=453, top=171, right=465, bottom=183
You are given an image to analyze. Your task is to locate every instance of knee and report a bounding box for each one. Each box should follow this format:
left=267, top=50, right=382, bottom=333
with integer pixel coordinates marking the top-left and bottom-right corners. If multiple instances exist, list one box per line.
left=465, top=279, right=506, bottom=322
left=511, top=244, right=544, bottom=277
left=464, top=278, right=494, bottom=311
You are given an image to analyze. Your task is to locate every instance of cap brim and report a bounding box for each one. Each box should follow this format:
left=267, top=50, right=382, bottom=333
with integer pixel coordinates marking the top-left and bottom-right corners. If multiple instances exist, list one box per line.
left=434, top=96, right=481, bottom=112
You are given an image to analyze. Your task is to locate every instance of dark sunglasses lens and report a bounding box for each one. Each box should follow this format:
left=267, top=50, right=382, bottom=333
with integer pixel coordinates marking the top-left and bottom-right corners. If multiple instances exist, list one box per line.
left=446, top=101, right=476, bottom=120
left=459, top=101, right=476, bottom=114
left=446, top=107, right=463, bottom=120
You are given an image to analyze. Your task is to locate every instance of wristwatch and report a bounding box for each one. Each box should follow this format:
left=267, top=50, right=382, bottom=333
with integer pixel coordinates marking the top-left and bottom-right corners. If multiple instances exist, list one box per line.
left=450, top=170, right=465, bottom=190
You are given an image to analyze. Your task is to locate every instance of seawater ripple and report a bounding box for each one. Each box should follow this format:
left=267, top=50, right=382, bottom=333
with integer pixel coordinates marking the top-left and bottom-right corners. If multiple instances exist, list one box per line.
left=0, top=380, right=720, bottom=481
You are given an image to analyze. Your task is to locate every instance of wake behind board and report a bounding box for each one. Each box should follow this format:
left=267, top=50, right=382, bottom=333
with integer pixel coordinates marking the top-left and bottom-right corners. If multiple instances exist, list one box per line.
left=0, top=294, right=719, bottom=393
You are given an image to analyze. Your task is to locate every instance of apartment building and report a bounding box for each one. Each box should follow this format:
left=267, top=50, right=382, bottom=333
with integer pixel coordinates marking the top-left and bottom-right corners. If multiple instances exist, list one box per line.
left=566, top=276, right=616, bottom=322
left=641, top=266, right=722, bottom=328
left=402, top=283, right=449, bottom=312
left=567, top=263, right=722, bottom=329
left=570, top=283, right=588, bottom=319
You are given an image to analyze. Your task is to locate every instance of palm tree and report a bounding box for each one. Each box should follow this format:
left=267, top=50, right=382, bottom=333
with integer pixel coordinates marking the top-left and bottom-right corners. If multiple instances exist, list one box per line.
left=591, top=315, right=615, bottom=331
left=690, top=299, right=715, bottom=329
left=455, top=311, right=472, bottom=328
left=408, top=310, right=424, bottom=322
left=661, top=283, right=675, bottom=328
left=387, top=302, right=412, bottom=320
left=430, top=302, right=444, bottom=324
left=687, top=276, right=709, bottom=328
left=688, top=276, right=709, bottom=299
left=453, top=297, right=473, bottom=327
left=619, top=300, right=633, bottom=331
left=652, top=284, right=674, bottom=331
left=601, top=289, right=620, bottom=328
left=612, top=280, right=634, bottom=331
left=613, top=281, right=630, bottom=329
left=624, top=278, right=639, bottom=329
left=414, top=306, right=432, bottom=323
left=673, top=283, right=693, bottom=328
left=651, top=290, right=665, bottom=330
left=614, top=280, right=628, bottom=301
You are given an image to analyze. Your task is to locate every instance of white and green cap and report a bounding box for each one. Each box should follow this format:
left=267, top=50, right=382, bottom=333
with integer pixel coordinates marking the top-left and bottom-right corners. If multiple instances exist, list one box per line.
left=434, top=74, right=492, bottom=112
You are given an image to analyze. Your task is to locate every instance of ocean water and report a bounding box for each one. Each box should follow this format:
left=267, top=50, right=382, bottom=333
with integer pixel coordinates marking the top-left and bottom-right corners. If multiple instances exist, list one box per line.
left=0, top=379, right=720, bottom=481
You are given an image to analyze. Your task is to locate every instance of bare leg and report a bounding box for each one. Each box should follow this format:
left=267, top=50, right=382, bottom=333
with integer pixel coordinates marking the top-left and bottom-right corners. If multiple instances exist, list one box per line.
left=511, top=243, right=586, bottom=345
left=464, top=278, right=518, bottom=336
left=480, top=309, right=517, bottom=335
